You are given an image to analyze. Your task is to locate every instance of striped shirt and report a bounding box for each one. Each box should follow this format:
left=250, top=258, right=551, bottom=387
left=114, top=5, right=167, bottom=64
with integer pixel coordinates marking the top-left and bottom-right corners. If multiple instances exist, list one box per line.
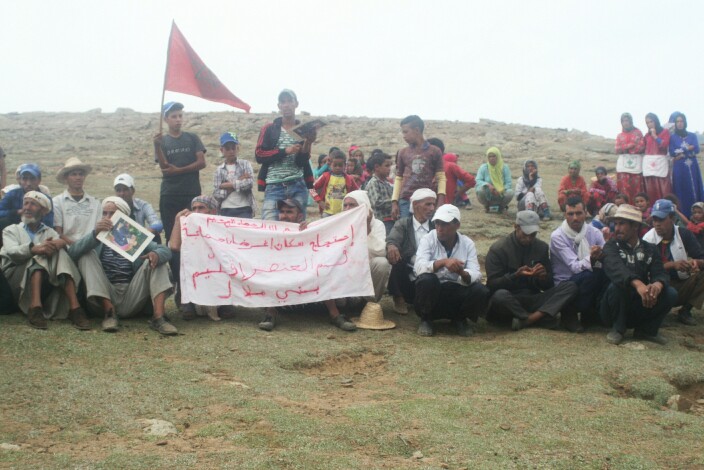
left=100, top=246, right=134, bottom=284
left=265, top=130, right=304, bottom=184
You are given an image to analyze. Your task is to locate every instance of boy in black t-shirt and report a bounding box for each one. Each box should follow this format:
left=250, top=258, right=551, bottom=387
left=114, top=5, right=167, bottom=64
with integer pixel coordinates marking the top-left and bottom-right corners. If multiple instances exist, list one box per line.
left=153, top=102, right=206, bottom=308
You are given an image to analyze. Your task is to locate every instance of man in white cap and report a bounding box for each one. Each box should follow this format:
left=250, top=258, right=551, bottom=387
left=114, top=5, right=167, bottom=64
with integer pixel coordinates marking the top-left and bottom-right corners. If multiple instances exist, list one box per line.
left=1, top=191, right=89, bottom=330
left=386, top=188, right=437, bottom=314
left=68, top=197, right=175, bottom=335
left=413, top=204, right=489, bottom=336
left=53, top=157, right=101, bottom=243
left=601, top=204, right=677, bottom=345
left=113, top=173, right=163, bottom=242
left=485, top=210, right=578, bottom=331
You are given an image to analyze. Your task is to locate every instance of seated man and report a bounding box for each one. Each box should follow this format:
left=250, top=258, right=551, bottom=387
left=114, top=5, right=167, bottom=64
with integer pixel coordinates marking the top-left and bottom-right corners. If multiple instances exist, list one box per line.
left=341, top=190, right=392, bottom=304
left=68, top=197, right=175, bottom=335
left=169, top=195, right=225, bottom=321
left=0, top=191, right=88, bottom=330
left=601, top=204, right=677, bottom=345
left=550, top=196, right=608, bottom=329
left=0, top=163, right=54, bottom=232
left=485, top=211, right=578, bottom=330
left=53, top=157, right=101, bottom=243
left=113, top=174, right=163, bottom=243
left=643, top=199, right=704, bottom=326
left=413, top=204, right=490, bottom=337
left=258, top=198, right=357, bottom=332
left=386, top=188, right=436, bottom=314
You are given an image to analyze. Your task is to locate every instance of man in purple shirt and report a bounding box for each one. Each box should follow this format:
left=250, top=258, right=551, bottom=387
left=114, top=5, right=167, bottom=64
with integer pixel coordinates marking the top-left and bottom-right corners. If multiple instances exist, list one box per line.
left=550, top=196, right=607, bottom=328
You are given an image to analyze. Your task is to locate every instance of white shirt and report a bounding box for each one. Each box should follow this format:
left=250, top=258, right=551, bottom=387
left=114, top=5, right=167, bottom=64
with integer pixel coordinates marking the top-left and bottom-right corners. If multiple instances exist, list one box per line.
left=412, top=217, right=431, bottom=250
left=414, top=230, right=482, bottom=285
left=52, top=190, right=101, bottom=242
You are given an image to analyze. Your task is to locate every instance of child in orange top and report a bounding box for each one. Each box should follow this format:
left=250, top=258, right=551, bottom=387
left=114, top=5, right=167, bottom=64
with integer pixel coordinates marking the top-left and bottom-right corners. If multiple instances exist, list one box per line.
left=313, top=150, right=359, bottom=217
left=687, top=202, right=704, bottom=250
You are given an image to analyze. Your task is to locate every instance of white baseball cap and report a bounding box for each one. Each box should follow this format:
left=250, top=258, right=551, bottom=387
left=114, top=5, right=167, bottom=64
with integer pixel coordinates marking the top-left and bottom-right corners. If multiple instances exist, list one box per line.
left=432, top=204, right=461, bottom=223
left=113, top=173, right=135, bottom=189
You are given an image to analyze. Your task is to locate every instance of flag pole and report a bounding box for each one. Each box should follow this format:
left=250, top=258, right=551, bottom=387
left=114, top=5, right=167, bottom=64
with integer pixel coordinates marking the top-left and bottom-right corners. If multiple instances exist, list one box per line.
left=159, top=20, right=175, bottom=135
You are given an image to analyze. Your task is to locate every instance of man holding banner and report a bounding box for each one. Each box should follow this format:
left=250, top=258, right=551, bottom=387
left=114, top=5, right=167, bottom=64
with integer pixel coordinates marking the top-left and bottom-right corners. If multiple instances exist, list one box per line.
left=258, top=198, right=357, bottom=332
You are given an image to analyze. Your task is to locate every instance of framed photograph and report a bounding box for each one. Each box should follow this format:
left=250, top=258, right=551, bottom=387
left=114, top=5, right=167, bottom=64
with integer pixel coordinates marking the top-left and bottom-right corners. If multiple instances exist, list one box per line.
left=96, top=211, right=155, bottom=262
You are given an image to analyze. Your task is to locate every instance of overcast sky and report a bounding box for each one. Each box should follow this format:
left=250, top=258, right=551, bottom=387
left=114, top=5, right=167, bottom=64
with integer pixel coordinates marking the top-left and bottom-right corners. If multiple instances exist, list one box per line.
left=2, top=0, right=702, bottom=138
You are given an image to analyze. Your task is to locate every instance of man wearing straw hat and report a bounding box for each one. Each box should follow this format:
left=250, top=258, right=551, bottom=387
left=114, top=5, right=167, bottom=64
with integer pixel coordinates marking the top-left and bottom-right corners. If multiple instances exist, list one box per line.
left=1, top=191, right=89, bottom=330
left=600, top=204, right=677, bottom=345
left=68, top=197, right=175, bottom=335
left=413, top=204, right=489, bottom=337
left=53, top=157, right=101, bottom=243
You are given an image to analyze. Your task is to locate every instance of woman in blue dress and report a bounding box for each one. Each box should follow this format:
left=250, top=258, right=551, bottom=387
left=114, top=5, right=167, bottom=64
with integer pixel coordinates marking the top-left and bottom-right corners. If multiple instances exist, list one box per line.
left=669, top=112, right=702, bottom=218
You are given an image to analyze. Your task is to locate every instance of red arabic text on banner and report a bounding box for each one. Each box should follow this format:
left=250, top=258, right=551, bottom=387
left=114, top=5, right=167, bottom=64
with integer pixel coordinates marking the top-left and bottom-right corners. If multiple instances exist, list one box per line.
left=165, top=22, right=251, bottom=112
left=179, top=207, right=375, bottom=308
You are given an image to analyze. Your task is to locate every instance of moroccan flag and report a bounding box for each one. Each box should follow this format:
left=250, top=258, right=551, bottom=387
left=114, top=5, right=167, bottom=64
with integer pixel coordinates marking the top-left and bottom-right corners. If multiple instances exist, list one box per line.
left=164, top=21, right=251, bottom=112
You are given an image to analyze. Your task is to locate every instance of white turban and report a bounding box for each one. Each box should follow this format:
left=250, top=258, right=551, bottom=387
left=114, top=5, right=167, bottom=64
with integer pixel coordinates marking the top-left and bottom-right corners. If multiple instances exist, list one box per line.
left=344, top=190, right=372, bottom=215
left=23, top=191, right=52, bottom=212
left=102, top=196, right=130, bottom=216
left=409, top=188, right=437, bottom=214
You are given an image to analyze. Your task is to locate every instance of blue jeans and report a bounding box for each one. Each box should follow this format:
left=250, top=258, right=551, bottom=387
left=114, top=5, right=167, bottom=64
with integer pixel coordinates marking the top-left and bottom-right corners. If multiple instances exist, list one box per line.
left=261, top=179, right=309, bottom=221
left=398, top=199, right=411, bottom=219
left=220, top=207, right=253, bottom=219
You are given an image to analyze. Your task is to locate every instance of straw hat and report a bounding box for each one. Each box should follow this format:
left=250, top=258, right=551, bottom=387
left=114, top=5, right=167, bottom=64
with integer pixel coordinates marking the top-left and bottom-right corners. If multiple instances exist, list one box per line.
left=352, top=302, right=396, bottom=330
left=56, top=157, right=92, bottom=184
left=612, top=204, right=646, bottom=225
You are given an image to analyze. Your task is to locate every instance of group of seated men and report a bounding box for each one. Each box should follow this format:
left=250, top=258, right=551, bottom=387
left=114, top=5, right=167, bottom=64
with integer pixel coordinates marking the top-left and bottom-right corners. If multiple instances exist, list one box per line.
left=0, top=157, right=702, bottom=344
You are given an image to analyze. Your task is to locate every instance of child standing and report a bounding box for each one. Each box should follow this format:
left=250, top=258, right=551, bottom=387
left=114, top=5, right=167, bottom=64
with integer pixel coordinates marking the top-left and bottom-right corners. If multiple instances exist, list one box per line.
left=365, top=152, right=395, bottom=234
left=213, top=132, right=255, bottom=218
left=313, top=149, right=359, bottom=217
left=686, top=202, right=704, bottom=250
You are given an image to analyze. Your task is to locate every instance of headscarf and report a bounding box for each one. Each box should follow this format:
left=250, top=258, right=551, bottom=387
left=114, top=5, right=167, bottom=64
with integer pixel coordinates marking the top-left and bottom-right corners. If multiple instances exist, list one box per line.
left=522, top=160, right=538, bottom=186
left=102, top=196, right=130, bottom=215
left=443, top=153, right=458, bottom=164
left=344, top=190, right=372, bottom=216
left=409, top=188, right=437, bottom=214
left=191, top=195, right=219, bottom=212
left=620, top=112, right=634, bottom=132
left=645, top=112, right=663, bottom=134
left=671, top=112, right=688, bottom=138
left=486, top=147, right=505, bottom=193
left=568, top=160, right=581, bottom=170
left=23, top=191, right=51, bottom=213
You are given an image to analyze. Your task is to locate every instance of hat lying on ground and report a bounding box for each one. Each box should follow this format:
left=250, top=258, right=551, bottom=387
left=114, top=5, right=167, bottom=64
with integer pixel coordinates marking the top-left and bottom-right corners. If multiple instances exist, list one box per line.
left=352, top=302, right=395, bottom=330
left=57, top=157, right=92, bottom=184
left=612, top=204, right=645, bottom=225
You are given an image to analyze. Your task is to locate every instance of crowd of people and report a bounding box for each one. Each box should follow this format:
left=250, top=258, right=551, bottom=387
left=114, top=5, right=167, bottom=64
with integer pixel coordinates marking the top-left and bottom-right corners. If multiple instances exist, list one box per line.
left=0, top=93, right=702, bottom=346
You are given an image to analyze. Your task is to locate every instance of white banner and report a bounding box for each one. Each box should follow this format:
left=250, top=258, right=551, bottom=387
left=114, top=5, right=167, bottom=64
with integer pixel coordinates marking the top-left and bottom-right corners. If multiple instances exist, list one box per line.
left=180, top=206, right=374, bottom=308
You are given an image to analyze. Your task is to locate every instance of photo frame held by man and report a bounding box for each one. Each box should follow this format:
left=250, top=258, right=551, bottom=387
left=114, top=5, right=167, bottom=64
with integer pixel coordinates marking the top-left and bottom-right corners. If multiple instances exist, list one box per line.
left=96, top=211, right=155, bottom=262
